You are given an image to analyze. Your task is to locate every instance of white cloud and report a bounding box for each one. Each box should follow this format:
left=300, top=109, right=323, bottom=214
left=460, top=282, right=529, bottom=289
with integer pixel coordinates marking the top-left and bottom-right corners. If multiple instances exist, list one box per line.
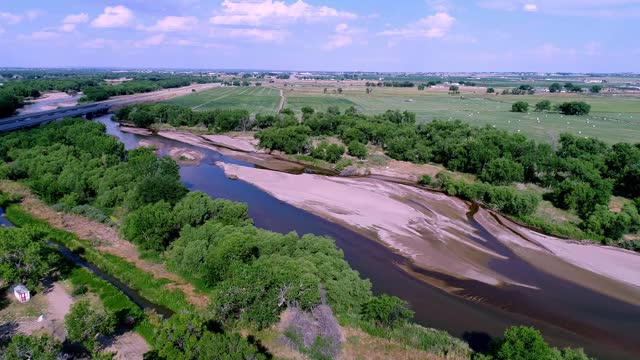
left=18, top=31, right=60, bottom=40
left=210, top=26, right=288, bottom=41
left=91, top=5, right=135, bottom=28
left=323, top=34, right=352, bottom=50
left=210, top=0, right=356, bottom=26
left=60, top=23, right=77, bottom=32
left=81, top=38, right=112, bottom=49
left=323, top=23, right=356, bottom=50
left=0, top=12, right=22, bottom=25
left=146, top=16, right=198, bottom=32
left=378, top=12, right=455, bottom=38
left=427, top=0, right=451, bottom=12
left=63, top=13, right=89, bottom=24
left=134, top=34, right=166, bottom=47
left=480, top=0, right=640, bottom=17
left=0, top=26, right=4, bottom=35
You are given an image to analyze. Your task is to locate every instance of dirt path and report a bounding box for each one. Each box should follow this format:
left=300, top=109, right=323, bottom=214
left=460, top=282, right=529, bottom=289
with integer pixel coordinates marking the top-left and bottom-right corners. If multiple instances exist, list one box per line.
left=277, top=88, right=285, bottom=112
left=103, top=331, right=151, bottom=360
left=0, top=181, right=208, bottom=308
left=13, top=283, right=73, bottom=340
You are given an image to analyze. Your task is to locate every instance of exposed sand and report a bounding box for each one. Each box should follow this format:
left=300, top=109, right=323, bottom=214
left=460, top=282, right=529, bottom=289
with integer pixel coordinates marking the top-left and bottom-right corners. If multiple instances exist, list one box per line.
left=158, top=131, right=309, bottom=173
left=202, top=134, right=257, bottom=152
left=219, top=163, right=525, bottom=287
left=217, top=163, right=640, bottom=303
left=120, top=126, right=153, bottom=136
left=167, top=147, right=205, bottom=165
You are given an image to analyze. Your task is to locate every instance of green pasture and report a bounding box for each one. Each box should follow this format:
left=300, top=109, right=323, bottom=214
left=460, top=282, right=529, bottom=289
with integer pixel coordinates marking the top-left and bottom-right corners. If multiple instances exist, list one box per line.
left=284, top=88, right=640, bottom=144
left=284, top=95, right=357, bottom=113
left=164, top=86, right=281, bottom=114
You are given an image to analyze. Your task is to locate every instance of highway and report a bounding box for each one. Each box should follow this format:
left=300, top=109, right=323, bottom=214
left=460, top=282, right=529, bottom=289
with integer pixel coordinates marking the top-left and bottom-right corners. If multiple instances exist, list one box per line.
left=0, top=83, right=218, bottom=133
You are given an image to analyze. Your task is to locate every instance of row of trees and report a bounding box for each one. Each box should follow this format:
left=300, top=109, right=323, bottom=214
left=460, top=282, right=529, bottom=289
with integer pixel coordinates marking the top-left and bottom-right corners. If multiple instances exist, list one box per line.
left=248, top=107, right=640, bottom=247
left=549, top=82, right=603, bottom=94
left=511, top=100, right=591, bottom=115
left=114, top=104, right=250, bottom=132
left=0, top=73, right=221, bottom=117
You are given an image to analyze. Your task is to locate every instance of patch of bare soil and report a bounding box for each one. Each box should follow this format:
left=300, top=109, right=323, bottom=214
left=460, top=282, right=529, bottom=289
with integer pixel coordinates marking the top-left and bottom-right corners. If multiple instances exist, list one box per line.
left=120, top=126, right=153, bottom=136
left=0, top=181, right=208, bottom=308
left=167, top=147, right=205, bottom=165
left=102, top=331, right=151, bottom=360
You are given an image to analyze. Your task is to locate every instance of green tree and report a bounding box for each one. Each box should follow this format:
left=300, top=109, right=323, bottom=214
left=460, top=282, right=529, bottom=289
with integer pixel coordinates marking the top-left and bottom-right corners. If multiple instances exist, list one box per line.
left=337, top=87, right=343, bottom=94
left=589, top=85, right=602, bottom=93
left=1, top=334, right=62, bottom=360
left=511, top=101, right=529, bottom=113
left=535, top=100, right=552, bottom=112
left=173, top=191, right=216, bottom=228
left=347, top=141, right=368, bottom=159
left=155, top=312, right=265, bottom=360
left=494, top=326, right=556, bottom=360
left=486, top=88, right=495, bottom=94
left=361, top=294, right=413, bottom=328
left=549, top=83, right=562, bottom=93
left=558, top=102, right=591, bottom=115
left=448, top=85, right=460, bottom=94
left=480, top=158, right=525, bottom=185
left=65, top=300, right=117, bottom=352
left=0, top=226, right=60, bottom=288
left=301, top=106, right=315, bottom=120
left=121, top=201, right=176, bottom=252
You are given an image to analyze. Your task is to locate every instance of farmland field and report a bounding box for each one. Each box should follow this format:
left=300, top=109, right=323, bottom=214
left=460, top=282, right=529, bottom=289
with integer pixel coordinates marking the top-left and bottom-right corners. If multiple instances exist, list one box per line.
left=166, top=84, right=640, bottom=144
left=283, top=85, right=640, bottom=144
left=164, top=86, right=281, bottom=113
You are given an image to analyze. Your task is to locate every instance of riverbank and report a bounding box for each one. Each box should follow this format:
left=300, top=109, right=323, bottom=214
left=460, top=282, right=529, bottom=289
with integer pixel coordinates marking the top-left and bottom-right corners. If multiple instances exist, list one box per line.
left=217, top=163, right=640, bottom=305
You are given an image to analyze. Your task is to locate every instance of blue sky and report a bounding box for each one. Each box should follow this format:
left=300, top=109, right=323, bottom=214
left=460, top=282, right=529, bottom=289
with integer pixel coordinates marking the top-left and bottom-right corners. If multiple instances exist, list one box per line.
left=1, top=0, right=639, bottom=72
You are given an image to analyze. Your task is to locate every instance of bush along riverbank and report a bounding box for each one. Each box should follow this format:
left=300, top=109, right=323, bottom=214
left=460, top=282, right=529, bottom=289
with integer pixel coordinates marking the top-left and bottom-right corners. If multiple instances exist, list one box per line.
left=112, top=103, right=640, bottom=251
left=0, top=119, right=594, bottom=359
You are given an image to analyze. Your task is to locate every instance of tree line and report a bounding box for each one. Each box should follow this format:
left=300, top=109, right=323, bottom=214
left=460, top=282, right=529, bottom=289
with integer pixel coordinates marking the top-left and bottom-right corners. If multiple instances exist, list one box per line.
left=0, top=74, right=220, bottom=117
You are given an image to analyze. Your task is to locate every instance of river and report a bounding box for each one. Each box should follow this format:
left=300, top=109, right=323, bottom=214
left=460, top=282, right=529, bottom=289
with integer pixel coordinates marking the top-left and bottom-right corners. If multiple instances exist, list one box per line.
left=96, top=114, right=638, bottom=359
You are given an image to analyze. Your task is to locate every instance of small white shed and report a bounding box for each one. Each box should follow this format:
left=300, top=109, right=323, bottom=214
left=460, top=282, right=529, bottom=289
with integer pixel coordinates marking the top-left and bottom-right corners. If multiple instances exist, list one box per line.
left=13, top=284, right=31, bottom=303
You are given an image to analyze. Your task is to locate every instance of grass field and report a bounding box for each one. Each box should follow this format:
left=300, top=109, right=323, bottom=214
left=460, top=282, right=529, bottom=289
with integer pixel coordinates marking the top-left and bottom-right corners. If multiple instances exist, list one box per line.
left=164, top=86, right=281, bottom=114
left=284, top=95, right=357, bottom=113
left=282, top=85, right=640, bottom=144
left=165, top=84, right=640, bottom=144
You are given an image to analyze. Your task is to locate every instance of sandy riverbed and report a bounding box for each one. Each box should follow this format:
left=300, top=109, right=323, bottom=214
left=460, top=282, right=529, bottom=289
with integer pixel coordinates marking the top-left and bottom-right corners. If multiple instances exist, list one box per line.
left=217, top=162, right=640, bottom=305
left=158, top=131, right=311, bottom=173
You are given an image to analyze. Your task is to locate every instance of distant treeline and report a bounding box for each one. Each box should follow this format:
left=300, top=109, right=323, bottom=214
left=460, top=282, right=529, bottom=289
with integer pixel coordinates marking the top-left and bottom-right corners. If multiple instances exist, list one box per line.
left=0, top=73, right=220, bottom=117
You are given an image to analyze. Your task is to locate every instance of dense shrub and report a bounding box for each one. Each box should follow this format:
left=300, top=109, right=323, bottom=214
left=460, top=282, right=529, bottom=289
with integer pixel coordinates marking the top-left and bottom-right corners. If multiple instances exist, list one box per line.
left=361, top=294, right=414, bottom=329
left=311, top=141, right=345, bottom=163
left=347, top=141, right=368, bottom=159
left=511, top=101, right=529, bottom=113
left=255, top=125, right=311, bottom=154
left=0, top=226, right=61, bottom=288
left=0, top=334, right=62, bottom=360
left=65, top=300, right=117, bottom=352
left=121, top=201, right=176, bottom=252
left=558, top=102, right=591, bottom=115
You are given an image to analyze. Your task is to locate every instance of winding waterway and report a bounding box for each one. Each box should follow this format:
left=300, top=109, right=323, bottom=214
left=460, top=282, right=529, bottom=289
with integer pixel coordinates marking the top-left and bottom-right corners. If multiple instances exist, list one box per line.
left=96, top=115, right=639, bottom=359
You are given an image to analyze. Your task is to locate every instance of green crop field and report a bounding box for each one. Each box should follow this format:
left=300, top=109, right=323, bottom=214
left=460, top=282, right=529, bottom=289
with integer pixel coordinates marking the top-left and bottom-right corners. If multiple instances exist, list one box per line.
left=164, top=86, right=281, bottom=113
left=284, top=95, right=357, bottom=113
left=167, top=84, right=640, bottom=144
left=280, top=86, right=640, bottom=144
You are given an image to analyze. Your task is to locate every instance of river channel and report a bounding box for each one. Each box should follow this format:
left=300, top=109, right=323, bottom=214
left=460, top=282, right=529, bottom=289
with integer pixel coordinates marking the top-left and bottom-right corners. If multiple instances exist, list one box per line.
left=92, top=114, right=640, bottom=359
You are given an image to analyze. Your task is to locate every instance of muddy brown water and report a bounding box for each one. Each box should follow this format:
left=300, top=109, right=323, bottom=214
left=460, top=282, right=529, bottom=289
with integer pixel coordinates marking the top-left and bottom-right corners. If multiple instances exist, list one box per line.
left=96, top=115, right=639, bottom=359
